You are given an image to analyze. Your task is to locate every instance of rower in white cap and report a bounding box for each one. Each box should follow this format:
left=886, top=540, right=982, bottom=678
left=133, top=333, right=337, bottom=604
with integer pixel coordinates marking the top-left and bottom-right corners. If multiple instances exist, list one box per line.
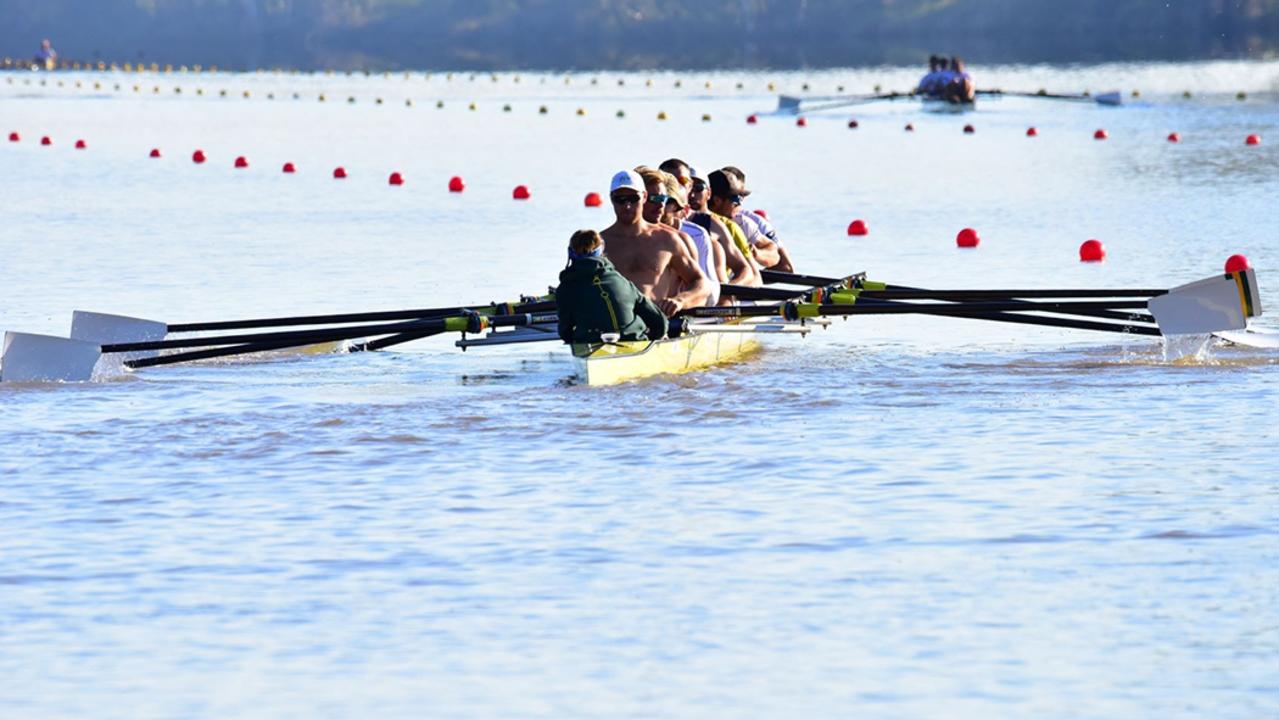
left=600, top=170, right=711, bottom=316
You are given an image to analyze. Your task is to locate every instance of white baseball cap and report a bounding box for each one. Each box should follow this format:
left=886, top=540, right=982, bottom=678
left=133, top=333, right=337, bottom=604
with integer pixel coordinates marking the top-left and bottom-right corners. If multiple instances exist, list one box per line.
left=609, top=170, right=644, bottom=194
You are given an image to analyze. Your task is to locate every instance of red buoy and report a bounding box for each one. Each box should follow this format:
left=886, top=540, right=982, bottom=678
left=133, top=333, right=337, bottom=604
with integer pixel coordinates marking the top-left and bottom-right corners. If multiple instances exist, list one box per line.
left=746, top=114, right=758, bottom=125
left=332, top=166, right=347, bottom=179
left=1079, top=239, right=1106, bottom=262
left=956, top=227, right=980, bottom=248
left=389, top=171, right=404, bottom=186
left=1094, top=128, right=1108, bottom=140
left=963, top=124, right=975, bottom=134
left=1026, top=127, right=1038, bottom=137
left=1246, top=134, right=1261, bottom=146
left=753, top=209, right=768, bottom=219
left=149, top=148, right=162, bottom=158
left=75, top=139, right=87, bottom=149
left=192, top=149, right=206, bottom=163
left=448, top=175, right=465, bottom=193
left=282, top=162, right=296, bottom=173
left=847, top=119, right=859, bottom=129
left=7, top=132, right=18, bottom=142
left=796, top=117, right=808, bottom=127
left=584, top=192, right=602, bottom=207
left=40, top=136, right=52, bottom=146
left=234, top=155, right=249, bottom=168
left=847, top=219, right=869, bottom=236
left=1225, top=254, right=1251, bottom=273
left=904, top=123, right=915, bottom=132
left=1167, top=132, right=1180, bottom=143
left=513, top=184, right=531, bottom=200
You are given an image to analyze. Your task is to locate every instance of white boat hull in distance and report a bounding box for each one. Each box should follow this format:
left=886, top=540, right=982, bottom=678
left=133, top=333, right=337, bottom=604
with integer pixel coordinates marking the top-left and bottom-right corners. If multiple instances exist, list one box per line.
left=1149, top=268, right=1261, bottom=335
left=0, top=332, right=102, bottom=383
left=921, top=97, right=974, bottom=114
left=571, top=325, right=763, bottom=386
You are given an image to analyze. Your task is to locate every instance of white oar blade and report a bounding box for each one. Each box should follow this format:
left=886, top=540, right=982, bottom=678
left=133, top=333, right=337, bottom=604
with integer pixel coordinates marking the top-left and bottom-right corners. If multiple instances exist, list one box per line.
left=777, top=94, right=802, bottom=112
left=1214, top=327, right=1279, bottom=349
left=1149, top=269, right=1260, bottom=335
left=0, top=332, right=102, bottom=383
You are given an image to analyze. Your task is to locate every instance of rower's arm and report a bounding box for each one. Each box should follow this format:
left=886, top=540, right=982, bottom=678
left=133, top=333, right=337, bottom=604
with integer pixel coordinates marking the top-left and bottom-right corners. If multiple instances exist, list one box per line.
left=708, top=216, right=761, bottom=287
left=633, top=294, right=669, bottom=340
left=752, top=237, right=781, bottom=268
left=773, top=244, right=795, bottom=274
left=661, top=240, right=711, bottom=315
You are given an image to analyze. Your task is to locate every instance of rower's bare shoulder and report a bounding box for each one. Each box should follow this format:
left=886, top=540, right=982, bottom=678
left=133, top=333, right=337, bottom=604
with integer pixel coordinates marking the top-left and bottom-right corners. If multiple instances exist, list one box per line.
left=649, top=225, right=687, bottom=251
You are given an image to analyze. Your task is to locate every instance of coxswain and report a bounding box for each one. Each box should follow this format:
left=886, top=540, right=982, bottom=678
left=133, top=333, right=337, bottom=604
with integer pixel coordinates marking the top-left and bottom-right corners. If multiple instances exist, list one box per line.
left=557, top=229, right=667, bottom=344
left=600, top=170, right=711, bottom=316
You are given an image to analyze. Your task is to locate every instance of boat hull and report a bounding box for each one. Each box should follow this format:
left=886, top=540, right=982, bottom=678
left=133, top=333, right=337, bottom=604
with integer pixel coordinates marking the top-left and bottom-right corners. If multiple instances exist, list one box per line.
left=571, top=326, right=762, bottom=386
left=921, top=97, right=976, bottom=113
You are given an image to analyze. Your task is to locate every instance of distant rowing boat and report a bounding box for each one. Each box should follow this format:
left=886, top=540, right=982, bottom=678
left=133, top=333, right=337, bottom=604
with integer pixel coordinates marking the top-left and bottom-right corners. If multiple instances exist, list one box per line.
left=921, top=96, right=975, bottom=114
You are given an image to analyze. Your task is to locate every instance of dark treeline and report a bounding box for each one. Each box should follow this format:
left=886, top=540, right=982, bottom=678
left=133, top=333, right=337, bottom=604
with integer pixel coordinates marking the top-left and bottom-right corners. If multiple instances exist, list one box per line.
left=3, top=0, right=1278, bottom=70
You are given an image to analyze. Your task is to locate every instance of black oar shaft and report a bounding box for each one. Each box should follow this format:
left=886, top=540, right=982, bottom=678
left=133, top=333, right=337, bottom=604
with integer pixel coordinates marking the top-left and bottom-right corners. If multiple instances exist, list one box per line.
left=760, top=270, right=1166, bottom=298
left=166, top=300, right=554, bottom=333
left=105, top=316, right=453, bottom=354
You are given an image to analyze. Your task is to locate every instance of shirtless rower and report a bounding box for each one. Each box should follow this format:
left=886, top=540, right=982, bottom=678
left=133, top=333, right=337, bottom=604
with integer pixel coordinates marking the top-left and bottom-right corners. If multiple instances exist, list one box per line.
left=638, top=168, right=726, bottom=306
left=600, top=170, right=711, bottom=316
left=721, top=166, right=795, bottom=273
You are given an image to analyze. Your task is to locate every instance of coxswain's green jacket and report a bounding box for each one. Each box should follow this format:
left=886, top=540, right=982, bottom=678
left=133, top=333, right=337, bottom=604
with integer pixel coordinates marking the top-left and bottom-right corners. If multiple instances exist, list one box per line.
left=556, top=256, right=668, bottom=344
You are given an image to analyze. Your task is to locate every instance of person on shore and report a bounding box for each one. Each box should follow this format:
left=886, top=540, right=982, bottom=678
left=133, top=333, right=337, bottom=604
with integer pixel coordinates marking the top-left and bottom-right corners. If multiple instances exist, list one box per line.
left=720, top=166, right=794, bottom=273
left=600, top=170, right=711, bottom=316
left=946, top=56, right=975, bottom=103
left=35, top=39, right=57, bottom=70
left=557, top=229, right=667, bottom=344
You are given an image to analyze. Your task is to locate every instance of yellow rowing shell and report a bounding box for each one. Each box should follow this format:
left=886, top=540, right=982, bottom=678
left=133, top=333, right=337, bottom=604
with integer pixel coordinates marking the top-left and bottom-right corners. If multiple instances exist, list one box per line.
left=571, top=324, right=762, bottom=386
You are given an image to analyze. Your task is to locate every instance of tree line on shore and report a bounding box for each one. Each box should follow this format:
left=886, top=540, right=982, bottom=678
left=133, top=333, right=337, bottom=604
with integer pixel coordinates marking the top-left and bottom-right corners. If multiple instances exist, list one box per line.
left=4, top=0, right=1278, bottom=70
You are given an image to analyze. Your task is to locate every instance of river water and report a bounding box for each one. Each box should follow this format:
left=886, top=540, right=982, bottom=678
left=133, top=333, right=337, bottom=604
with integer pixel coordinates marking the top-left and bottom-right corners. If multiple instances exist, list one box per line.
left=2, top=61, right=1277, bottom=718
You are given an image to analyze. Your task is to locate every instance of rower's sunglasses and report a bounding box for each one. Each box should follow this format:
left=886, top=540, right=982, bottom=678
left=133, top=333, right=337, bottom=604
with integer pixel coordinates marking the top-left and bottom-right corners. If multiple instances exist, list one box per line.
left=611, top=194, right=642, bottom=206
left=725, top=194, right=744, bottom=206
left=646, top=194, right=671, bottom=206
left=690, top=182, right=707, bottom=192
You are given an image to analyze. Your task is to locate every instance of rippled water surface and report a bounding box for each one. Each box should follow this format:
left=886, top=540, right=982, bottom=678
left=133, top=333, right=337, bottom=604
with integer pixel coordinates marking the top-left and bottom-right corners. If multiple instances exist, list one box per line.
left=2, top=61, right=1278, bottom=718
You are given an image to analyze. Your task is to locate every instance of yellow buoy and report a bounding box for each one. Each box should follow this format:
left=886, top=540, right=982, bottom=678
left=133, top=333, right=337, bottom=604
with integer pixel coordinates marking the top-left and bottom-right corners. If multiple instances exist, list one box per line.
left=437, top=100, right=444, bottom=108
left=674, top=80, right=682, bottom=88
left=405, top=98, right=413, bottom=107
left=468, top=101, right=477, bottom=110
left=243, top=90, right=251, bottom=98
left=704, top=81, right=712, bottom=89
left=702, top=113, right=712, bottom=122
left=347, top=96, right=356, bottom=103
left=657, top=111, right=668, bottom=120
left=1237, top=91, right=1247, bottom=100
left=802, top=83, right=810, bottom=91
left=539, top=105, right=548, bottom=114
left=767, top=82, right=775, bottom=91
left=616, top=109, right=625, bottom=118
left=197, top=87, right=203, bottom=95
left=576, top=107, right=586, bottom=116
left=1183, top=90, right=1192, bottom=98
left=503, top=103, right=512, bottom=112
left=174, top=86, right=182, bottom=94
left=319, top=93, right=326, bottom=101
left=1132, top=89, right=1140, bottom=97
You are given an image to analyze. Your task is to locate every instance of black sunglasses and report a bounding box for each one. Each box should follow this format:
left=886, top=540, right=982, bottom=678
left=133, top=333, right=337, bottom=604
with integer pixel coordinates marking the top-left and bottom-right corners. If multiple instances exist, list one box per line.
left=611, top=194, right=642, bottom=206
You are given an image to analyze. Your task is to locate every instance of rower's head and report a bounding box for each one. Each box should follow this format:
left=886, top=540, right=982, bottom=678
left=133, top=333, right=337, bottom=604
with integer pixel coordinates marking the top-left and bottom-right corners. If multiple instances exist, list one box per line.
left=659, top=158, right=693, bottom=190
left=41, top=39, right=52, bottom=50
left=938, top=56, right=949, bottom=70
left=608, top=170, right=646, bottom=224
left=568, top=229, right=604, bottom=261
left=638, top=168, right=680, bottom=225
left=708, top=169, right=749, bottom=217
left=929, top=55, right=940, bottom=71
left=687, top=167, right=709, bottom=212
left=951, top=56, right=965, bottom=72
